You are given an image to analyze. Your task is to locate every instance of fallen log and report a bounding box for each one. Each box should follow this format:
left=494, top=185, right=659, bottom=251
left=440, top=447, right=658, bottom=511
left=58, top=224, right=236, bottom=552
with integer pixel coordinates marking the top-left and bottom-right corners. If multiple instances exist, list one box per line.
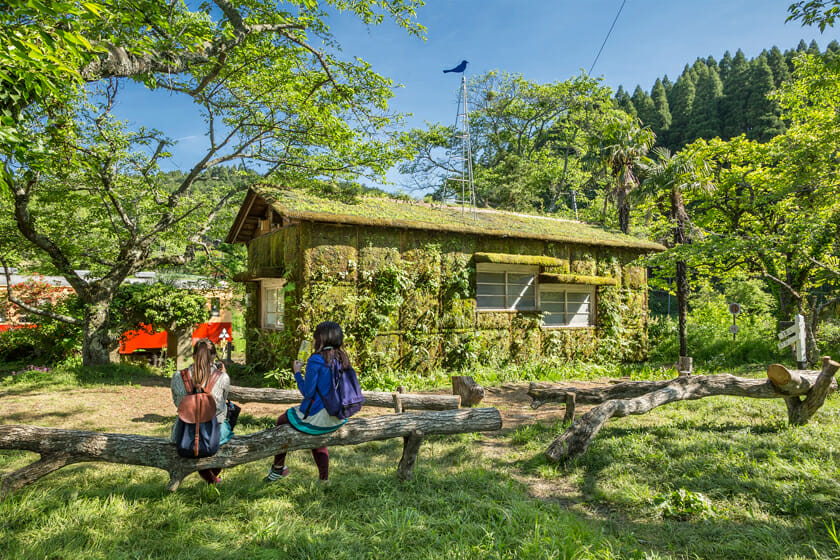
left=529, top=369, right=838, bottom=409
left=0, top=408, right=501, bottom=500
left=229, top=385, right=461, bottom=411
left=544, top=358, right=840, bottom=463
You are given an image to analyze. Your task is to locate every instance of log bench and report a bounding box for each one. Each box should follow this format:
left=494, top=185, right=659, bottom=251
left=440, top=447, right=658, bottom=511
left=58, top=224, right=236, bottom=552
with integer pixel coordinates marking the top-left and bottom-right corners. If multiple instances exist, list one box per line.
left=0, top=407, right=502, bottom=500
left=229, top=385, right=462, bottom=412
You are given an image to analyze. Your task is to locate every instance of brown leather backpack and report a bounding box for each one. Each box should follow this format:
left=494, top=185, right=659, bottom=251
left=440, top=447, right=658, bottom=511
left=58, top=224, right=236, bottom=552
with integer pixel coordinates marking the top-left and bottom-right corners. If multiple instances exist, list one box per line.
left=175, top=366, right=222, bottom=457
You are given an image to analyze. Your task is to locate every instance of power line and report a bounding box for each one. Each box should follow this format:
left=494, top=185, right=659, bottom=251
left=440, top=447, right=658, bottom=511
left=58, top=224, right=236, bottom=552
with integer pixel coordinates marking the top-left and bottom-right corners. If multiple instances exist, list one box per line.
left=588, top=0, right=627, bottom=75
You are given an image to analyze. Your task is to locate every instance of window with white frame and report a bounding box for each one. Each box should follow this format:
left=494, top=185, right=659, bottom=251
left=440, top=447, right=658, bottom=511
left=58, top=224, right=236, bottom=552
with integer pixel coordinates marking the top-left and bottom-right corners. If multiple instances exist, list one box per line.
left=476, top=263, right=537, bottom=311
left=261, top=280, right=285, bottom=329
left=539, top=284, right=594, bottom=327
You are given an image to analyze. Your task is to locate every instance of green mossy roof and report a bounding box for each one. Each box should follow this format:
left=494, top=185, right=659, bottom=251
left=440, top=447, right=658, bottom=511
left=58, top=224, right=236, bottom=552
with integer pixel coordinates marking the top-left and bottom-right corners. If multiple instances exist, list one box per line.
left=474, top=252, right=567, bottom=267
left=251, top=184, right=664, bottom=251
left=539, top=273, right=618, bottom=286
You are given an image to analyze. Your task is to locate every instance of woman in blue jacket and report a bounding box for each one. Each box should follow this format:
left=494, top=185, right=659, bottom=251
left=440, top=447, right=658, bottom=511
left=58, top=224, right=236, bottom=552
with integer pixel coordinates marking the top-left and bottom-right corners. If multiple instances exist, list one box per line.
left=264, top=321, right=350, bottom=482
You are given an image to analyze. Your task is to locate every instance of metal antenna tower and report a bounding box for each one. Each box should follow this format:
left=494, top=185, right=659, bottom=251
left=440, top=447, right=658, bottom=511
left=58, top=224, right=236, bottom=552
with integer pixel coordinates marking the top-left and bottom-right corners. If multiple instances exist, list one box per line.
left=442, top=75, right=476, bottom=216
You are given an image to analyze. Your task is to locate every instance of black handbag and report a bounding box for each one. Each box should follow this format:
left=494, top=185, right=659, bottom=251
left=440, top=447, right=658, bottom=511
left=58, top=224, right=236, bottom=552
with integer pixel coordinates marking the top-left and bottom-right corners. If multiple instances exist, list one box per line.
left=226, top=400, right=242, bottom=429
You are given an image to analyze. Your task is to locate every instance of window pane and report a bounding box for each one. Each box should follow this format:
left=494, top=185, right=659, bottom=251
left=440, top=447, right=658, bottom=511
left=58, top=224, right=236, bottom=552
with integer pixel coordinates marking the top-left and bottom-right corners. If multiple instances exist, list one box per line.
left=508, top=273, right=534, bottom=285
left=266, top=311, right=277, bottom=326
left=477, top=272, right=505, bottom=284
left=568, top=312, right=591, bottom=326
left=477, top=283, right=506, bottom=296
left=541, top=301, right=566, bottom=313
left=567, top=292, right=591, bottom=304
left=477, top=295, right=506, bottom=309
left=542, top=312, right=566, bottom=326
left=540, top=291, right=566, bottom=303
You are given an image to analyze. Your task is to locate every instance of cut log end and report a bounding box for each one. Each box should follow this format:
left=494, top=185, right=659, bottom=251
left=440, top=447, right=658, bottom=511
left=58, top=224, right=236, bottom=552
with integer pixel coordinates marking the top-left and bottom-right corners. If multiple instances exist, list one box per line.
left=767, top=363, right=793, bottom=386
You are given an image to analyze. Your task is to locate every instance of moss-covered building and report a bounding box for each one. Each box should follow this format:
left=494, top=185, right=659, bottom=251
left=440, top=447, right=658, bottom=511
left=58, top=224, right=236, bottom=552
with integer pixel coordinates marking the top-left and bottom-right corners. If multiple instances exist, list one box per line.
left=226, top=185, right=664, bottom=372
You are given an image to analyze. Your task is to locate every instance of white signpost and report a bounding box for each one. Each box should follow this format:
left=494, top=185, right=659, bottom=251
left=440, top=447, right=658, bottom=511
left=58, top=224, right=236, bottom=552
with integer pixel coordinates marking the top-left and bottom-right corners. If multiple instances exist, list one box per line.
left=778, top=314, right=807, bottom=367
left=219, top=327, right=230, bottom=361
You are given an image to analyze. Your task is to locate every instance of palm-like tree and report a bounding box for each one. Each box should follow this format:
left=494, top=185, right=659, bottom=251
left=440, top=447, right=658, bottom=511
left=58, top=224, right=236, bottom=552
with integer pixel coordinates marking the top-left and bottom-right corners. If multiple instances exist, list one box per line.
left=601, top=116, right=656, bottom=234
left=640, top=146, right=713, bottom=363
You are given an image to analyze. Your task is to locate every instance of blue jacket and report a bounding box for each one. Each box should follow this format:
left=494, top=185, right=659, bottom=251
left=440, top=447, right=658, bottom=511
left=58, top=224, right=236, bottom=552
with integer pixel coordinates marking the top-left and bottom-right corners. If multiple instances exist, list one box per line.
left=296, top=353, right=333, bottom=417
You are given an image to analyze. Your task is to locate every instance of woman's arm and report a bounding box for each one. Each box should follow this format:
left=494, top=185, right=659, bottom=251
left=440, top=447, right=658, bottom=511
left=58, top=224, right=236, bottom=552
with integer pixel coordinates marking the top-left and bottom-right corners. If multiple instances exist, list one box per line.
left=297, top=356, right=325, bottom=398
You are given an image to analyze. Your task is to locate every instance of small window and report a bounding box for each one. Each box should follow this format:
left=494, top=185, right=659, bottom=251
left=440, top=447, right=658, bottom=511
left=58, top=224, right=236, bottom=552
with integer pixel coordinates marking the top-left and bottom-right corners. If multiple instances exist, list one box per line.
left=210, top=297, right=221, bottom=317
left=540, top=285, right=594, bottom=327
left=261, top=280, right=285, bottom=329
left=476, top=263, right=537, bottom=311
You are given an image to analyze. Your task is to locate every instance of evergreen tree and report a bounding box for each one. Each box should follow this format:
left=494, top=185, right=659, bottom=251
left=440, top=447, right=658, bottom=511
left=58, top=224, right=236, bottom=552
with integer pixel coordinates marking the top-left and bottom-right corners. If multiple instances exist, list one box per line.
left=767, top=46, right=791, bottom=87
left=662, top=75, right=674, bottom=99
left=807, top=39, right=821, bottom=55
left=614, top=85, right=637, bottom=117
left=828, top=40, right=840, bottom=53
left=797, top=39, right=808, bottom=52
left=719, top=50, right=733, bottom=82
left=668, top=68, right=696, bottom=149
left=688, top=63, right=723, bottom=140
left=706, top=55, right=720, bottom=74
left=720, top=49, right=749, bottom=138
left=745, top=55, right=784, bottom=141
left=632, top=85, right=657, bottom=129
left=651, top=78, right=672, bottom=134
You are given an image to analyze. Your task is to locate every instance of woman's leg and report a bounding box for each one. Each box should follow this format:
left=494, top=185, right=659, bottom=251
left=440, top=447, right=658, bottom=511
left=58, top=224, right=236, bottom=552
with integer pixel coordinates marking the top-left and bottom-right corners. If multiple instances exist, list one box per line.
left=273, top=412, right=290, bottom=467
left=311, top=447, right=329, bottom=480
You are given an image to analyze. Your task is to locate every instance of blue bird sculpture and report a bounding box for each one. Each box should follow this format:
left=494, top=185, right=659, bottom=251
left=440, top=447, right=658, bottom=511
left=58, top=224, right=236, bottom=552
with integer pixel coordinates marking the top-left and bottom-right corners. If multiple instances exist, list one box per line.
left=443, top=60, right=468, bottom=74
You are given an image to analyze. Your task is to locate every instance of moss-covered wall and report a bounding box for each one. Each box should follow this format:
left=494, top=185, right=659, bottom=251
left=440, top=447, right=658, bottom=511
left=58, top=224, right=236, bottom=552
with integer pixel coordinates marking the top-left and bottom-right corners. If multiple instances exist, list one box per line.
left=245, top=222, right=651, bottom=372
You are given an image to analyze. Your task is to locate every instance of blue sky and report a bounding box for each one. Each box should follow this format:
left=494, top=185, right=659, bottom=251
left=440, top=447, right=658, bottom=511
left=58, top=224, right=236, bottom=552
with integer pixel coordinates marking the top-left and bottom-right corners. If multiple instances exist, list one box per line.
left=113, top=0, right=835, bottom=187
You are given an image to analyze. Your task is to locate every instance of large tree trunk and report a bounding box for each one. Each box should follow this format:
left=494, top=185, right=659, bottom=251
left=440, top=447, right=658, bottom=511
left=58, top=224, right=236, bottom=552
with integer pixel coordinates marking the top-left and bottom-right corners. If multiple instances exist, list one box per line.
left=617, top=186, right=631, bottom=234
left=82, top=299, right=113, bottom=366
left=672, top=190, right=690, bottom=360
left=0, top=408, right=502, bottom=499
left=541, top=359, right=839, bottom=463
left=676, top=260, right=689, bottom=359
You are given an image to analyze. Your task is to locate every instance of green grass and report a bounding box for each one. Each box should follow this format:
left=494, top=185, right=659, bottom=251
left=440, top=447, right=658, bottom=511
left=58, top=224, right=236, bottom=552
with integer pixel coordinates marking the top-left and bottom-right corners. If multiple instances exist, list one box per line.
left=1, top=434, right=618, bottom=559
left=4, top=362, right=840, bottom=558
left=507, top=393, right=840, bottom=559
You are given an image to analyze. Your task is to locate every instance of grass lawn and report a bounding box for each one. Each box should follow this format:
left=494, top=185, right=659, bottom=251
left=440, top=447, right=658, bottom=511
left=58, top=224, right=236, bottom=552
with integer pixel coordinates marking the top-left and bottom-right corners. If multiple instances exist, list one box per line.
left=2, top=361, right=840, bottom=559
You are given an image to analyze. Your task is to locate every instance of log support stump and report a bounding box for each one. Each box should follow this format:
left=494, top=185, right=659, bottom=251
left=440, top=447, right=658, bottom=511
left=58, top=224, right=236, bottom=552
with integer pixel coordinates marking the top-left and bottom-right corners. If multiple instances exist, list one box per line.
left=452, top=376, right=484, bottom=407
left=397, top=430, right=424, bottom=481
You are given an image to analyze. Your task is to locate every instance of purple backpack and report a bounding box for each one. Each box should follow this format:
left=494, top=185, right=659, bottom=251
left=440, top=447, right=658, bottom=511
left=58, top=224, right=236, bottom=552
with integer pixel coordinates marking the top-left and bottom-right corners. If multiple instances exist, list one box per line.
left=320, top=359, right=365, bottom=420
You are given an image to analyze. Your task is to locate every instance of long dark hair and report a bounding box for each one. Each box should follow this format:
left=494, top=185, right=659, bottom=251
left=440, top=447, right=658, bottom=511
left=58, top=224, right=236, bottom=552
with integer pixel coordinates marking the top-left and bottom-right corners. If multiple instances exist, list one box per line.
left=192, top=338, right=218, bottom=387
left=313, top=321, right=351, bottom=370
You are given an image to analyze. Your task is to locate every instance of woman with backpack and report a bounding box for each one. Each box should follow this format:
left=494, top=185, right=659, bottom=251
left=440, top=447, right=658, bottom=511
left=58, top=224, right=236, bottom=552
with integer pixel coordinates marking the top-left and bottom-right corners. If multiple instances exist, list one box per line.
left=264, top=321, right=352, bottom=483
left=171, top=338, right=232, bottom=484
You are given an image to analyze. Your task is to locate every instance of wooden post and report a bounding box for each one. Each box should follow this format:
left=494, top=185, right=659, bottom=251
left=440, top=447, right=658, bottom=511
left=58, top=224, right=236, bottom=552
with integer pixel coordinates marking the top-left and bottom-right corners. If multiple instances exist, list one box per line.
left=677, top=356, right=693, bottom=376
left=452, top=376, right=485, bottom=407
left=393, top=386, right=405, bottom=413
left=563, top=392, right=576, bottom=424
left=397, top=430, right=424, bottom=481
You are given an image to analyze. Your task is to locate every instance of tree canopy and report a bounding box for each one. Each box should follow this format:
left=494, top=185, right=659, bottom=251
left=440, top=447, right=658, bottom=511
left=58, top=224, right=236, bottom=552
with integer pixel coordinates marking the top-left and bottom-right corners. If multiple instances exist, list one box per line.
left=0, top=0, right=424, bottom=364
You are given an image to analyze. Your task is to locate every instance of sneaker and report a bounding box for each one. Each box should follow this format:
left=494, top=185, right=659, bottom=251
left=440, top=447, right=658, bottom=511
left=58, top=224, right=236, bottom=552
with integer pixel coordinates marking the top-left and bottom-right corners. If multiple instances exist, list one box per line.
left=263, top=465, right=290, bottom=482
